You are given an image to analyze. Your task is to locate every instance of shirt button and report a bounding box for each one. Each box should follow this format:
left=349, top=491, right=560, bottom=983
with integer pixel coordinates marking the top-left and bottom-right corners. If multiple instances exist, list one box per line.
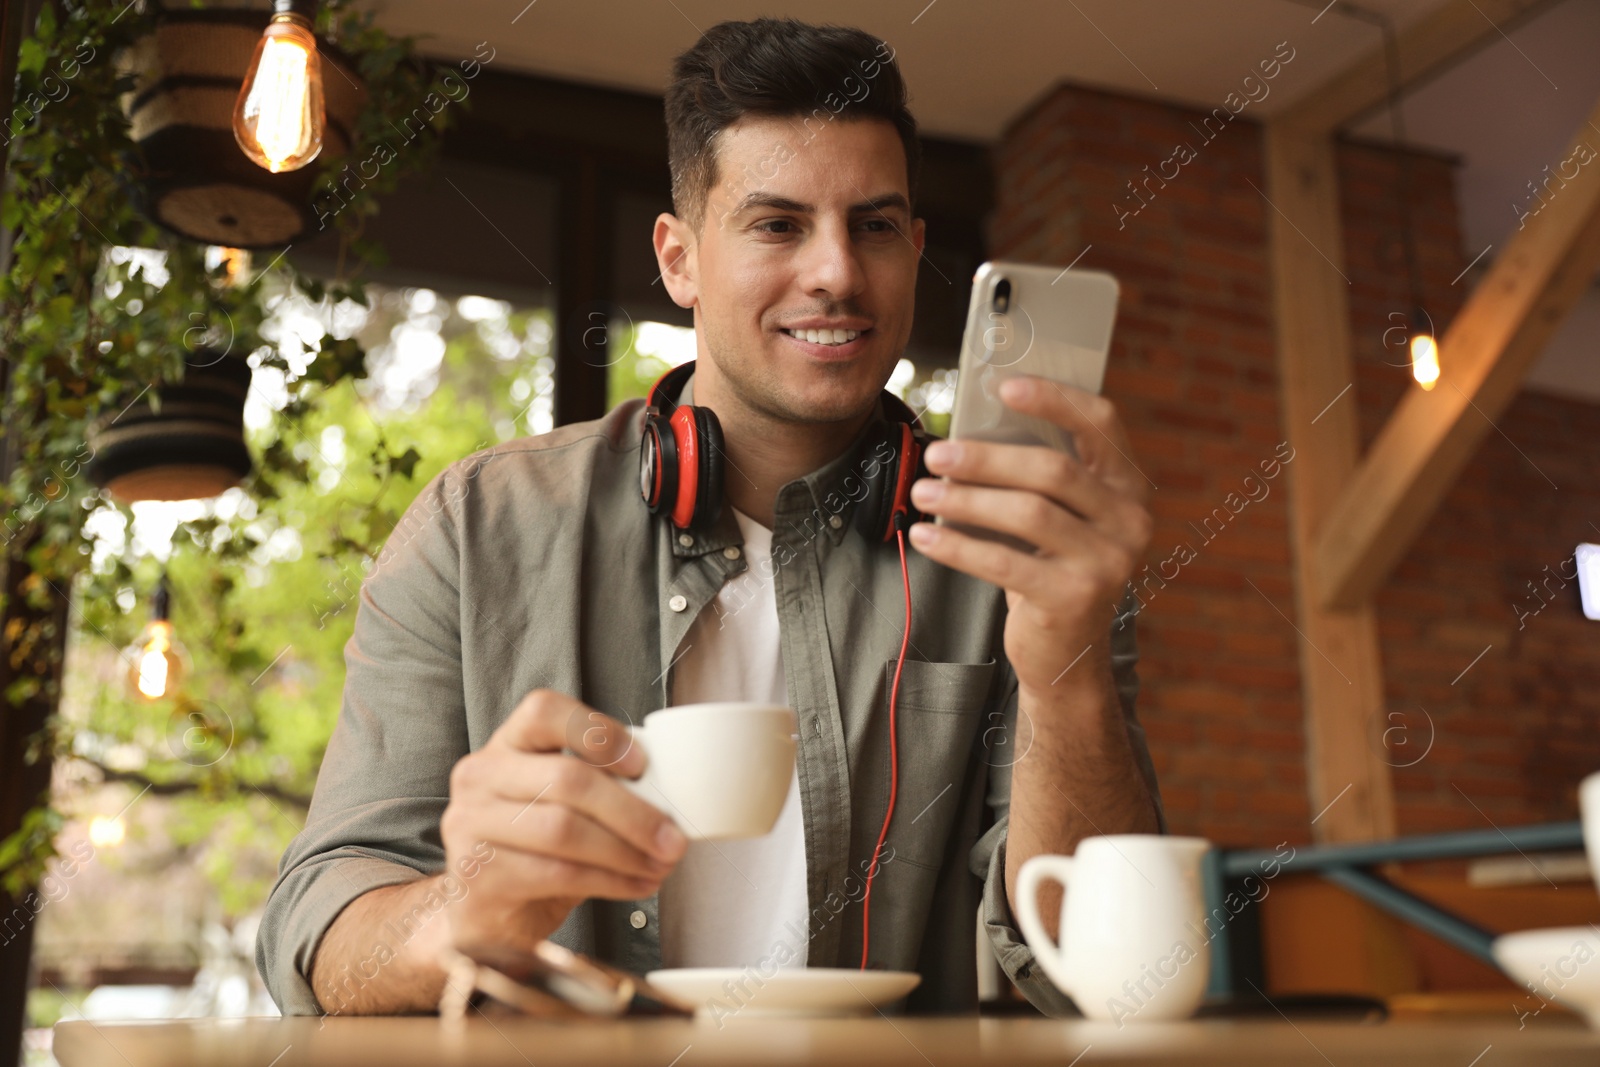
left=669, top=595, right=688, bottom=613
left=678, top=533, right=695, bottom=548
left=829, top=515, right=843, bottom=530
left=630, top=910, right=648, bottom=929
left=723, top=546, right=741, bottom=560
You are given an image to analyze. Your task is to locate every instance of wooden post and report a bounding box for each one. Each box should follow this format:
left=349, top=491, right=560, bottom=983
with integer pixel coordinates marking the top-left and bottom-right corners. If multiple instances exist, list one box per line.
left=1262, top=127, right=1397, bottom=845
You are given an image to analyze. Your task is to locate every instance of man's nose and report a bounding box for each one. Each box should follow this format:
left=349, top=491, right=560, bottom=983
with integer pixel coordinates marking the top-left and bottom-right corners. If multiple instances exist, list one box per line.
left=798, top=221, right=866, bottom=300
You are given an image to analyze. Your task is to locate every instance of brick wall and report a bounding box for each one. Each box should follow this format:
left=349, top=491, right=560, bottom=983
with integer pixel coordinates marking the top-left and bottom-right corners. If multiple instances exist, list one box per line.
left=987, top=82, right=1600, bottom=847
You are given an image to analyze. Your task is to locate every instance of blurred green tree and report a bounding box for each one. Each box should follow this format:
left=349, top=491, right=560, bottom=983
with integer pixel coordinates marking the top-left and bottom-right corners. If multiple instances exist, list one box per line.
left=54, top=287, right=557, bottom=916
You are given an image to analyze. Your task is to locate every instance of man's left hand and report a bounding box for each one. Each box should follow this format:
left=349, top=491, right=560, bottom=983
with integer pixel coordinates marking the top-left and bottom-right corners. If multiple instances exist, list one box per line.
left=907, top=375, right=1152, bottom=697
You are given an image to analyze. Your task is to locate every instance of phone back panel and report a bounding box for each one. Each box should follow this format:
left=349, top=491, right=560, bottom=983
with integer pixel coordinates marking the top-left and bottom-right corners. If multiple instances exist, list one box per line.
left=947, top=261, right=1120, bottom=455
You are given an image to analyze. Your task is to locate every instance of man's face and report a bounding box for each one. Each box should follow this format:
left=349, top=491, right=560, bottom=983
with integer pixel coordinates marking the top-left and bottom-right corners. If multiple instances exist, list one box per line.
left=655, top=114, right=925, bottom=426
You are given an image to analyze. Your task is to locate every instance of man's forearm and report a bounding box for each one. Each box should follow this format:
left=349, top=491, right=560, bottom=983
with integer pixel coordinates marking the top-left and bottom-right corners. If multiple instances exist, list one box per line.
left=1004, top=662, right=1161, bottom=935
left=309, top=876, right=454, bottom=1015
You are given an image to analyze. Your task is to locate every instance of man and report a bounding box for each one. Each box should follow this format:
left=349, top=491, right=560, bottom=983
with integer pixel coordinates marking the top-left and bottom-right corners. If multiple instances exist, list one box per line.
left=257, top=17, right=1162, bottom=1017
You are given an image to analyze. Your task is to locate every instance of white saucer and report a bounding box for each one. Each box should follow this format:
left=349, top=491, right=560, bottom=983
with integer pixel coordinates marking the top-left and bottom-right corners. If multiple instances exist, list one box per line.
left=1492, top=926, right=1600, bottom=1028
left=646, top=967, right=921, bottom=1018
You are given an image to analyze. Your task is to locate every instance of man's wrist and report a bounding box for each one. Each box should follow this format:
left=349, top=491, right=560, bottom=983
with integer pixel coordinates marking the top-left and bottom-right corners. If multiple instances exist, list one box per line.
left=399, top=875, right=455, bottom=975
left=1018, top=659, right=1119, bottom=736
left=312, top=875, right=454, bottom=1016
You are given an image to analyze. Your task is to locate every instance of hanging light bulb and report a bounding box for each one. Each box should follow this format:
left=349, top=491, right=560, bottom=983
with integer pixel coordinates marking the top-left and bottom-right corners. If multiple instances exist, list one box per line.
left=232, top=0, right=325, bottom=173
left=205, top=245, right=252, bottom=286
left=1409, top=307, right=1440, bottom=391
left=125, top=576, right=188, bottom=702
left=88, top=815, right=127, bottom=849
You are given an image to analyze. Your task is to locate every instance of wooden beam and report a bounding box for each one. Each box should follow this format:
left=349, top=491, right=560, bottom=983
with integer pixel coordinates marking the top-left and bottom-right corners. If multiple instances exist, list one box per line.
left=1314, top=95, right=1600, bottom=610
left=1276, top=0, right=1555, bottom=135
left=1263, top=125, right=1397, bottom=844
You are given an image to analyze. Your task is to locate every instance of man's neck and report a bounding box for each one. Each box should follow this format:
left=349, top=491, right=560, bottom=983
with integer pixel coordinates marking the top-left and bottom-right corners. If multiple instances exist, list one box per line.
left=691, top=374, right=872, bottom=530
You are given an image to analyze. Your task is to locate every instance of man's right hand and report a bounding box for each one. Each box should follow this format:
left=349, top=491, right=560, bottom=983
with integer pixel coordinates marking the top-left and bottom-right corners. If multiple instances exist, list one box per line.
left=439, top=689, right=689, bottom=951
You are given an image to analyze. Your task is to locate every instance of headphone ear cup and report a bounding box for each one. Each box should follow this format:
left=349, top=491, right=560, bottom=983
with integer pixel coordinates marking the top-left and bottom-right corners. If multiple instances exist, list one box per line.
left=899, top=430, right=928, bottom=529
left=883, top=422, right=921, bottom=537
left=693, top=406, right=725, bottom=531
left=641, top=412, right=678, bottom=518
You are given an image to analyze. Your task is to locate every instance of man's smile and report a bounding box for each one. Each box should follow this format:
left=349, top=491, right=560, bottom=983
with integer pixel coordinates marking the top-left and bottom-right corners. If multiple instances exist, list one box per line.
left=777, top=323, right=874, bottom=360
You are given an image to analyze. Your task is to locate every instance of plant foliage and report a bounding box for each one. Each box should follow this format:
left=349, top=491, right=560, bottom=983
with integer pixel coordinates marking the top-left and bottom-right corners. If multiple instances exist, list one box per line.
left=0, top=0, right=461, bottom=897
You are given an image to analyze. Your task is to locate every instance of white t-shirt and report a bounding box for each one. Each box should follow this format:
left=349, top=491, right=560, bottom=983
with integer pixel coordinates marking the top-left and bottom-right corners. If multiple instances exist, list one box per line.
left=657, top=509, right=809, bottom=970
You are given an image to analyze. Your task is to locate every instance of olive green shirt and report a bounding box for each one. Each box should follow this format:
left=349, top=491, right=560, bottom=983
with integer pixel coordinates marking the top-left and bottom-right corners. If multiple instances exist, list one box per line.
left=256, top=386, right=1161, bottom=1017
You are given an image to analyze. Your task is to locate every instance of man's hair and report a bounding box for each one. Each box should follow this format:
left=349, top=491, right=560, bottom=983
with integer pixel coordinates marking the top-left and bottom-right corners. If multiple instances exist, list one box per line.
left=664, top=18, right=921, bottom=234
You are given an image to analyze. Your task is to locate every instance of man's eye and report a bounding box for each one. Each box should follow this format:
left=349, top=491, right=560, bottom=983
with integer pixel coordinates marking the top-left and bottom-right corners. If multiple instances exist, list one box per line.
left=755, top=219, right=794, bottom=234
left=859, top=218, right=898, bottom=235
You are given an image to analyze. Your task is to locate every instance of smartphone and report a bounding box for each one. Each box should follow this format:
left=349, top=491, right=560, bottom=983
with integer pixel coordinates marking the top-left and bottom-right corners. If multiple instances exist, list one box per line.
left=946, top=260, right=1119, bottom=453
left=937, top=261, right=1120, bottom=544
left=438, top=942, right=693, bottom=1019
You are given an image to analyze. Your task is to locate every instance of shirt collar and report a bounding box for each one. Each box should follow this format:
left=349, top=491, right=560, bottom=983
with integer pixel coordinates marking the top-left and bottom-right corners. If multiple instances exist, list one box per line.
left=665, top=371, right=895, bottom=556
left=780, top=403, right=888, bottom=547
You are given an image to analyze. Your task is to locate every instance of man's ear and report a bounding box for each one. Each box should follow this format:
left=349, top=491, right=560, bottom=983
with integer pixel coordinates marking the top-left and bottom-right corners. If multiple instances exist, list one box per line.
left=910, top=216, right=926, bottom=257
left=653, top=213, right=698, bottom=310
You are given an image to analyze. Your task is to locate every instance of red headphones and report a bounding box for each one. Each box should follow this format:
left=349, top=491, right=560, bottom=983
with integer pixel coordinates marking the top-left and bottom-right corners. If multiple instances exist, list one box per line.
left=639, top=361, right=928, bottom=542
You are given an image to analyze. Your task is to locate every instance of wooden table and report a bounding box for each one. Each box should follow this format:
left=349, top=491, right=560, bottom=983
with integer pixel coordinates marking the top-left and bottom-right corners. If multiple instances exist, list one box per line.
left=53, top=1013, right=1600, bottom=1066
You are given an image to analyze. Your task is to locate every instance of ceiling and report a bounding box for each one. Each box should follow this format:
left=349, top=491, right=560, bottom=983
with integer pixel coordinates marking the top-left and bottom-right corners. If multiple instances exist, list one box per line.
left=367, top=0, right=1597, bottom=401
left=1348, top=0, right=1600, bottom=401
left=372, top=0, right=1456, bottom=137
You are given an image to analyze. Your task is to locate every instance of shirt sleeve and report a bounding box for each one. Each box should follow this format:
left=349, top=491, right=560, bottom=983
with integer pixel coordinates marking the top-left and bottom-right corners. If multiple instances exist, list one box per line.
left=255, top=467, right=471, bottom=1015
left=970, top=589, right=1163, bottom=1016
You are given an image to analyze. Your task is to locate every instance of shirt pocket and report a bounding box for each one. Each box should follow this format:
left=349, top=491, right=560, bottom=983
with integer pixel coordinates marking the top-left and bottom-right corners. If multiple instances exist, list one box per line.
left=881, top=658, right=996, bottom=871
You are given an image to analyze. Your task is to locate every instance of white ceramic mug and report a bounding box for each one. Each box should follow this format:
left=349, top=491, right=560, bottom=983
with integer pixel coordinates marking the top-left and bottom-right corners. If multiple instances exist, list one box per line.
left=621, top=702, right=796, bottom=840
left=1581, top=770, right=1600, bottom=890
left=1016, top=834, right=1213, bottom=1024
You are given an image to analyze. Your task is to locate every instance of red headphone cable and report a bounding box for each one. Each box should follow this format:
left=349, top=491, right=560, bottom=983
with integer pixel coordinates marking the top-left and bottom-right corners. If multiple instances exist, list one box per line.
left=860, top=518, right=912, bottom=969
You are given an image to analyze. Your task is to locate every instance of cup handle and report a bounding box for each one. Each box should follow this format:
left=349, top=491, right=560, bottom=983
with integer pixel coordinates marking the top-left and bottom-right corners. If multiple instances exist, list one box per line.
left=1015, top=855, right=1077, bottom=997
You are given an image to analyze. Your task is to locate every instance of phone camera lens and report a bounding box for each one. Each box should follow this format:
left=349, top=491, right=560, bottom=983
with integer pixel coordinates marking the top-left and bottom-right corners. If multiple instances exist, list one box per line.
left=992, top=278, right=1011, bottom=314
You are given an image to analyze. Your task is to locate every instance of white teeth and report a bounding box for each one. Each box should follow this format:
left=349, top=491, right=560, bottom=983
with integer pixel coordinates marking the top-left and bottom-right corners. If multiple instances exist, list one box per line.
left=786, top=328, right=861, bottom=346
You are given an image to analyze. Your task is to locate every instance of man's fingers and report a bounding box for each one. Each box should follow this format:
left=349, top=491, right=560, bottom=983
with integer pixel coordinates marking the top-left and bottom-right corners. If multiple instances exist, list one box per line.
left=449, top=797, right=672, bottom=885
left=921, top=437, right=1116, bottom=526
left=482, top=845, right=664, bottom=903
left=486, top=689, right=578, bottom=752
left=563, top=707, right=645, bottom=773
left=910, top=481, right=1090, bottom=557
left=487, top=689, right=646, bottom=776
left=912, top=469, right=1149, bottom=556
left=907, top=519, right=1051, bottom=595
left=995, top=375, right=1147, bottom=500
left=453, top=752, right=686, bottom=864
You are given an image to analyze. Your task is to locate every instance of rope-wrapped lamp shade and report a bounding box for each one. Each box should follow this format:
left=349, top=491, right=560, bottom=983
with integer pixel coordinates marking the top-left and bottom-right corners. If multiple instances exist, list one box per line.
left=87, top=351, right=255, bottom=504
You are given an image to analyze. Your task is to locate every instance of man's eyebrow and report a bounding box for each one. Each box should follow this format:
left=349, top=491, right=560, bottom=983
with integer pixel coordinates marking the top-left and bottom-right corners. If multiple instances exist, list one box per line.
left=728, top=191, right=912, bottom=216
left=854, top=192, right=912, bottom=215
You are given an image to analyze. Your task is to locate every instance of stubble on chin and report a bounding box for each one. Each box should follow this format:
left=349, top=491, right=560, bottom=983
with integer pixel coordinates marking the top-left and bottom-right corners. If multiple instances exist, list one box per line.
left=740, top=361, right=887, bottom=429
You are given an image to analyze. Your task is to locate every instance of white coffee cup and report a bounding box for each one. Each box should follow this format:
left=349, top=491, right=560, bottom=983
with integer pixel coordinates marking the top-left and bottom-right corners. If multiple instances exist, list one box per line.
left=1581, top=770, right=1600, bottom=889
left=1016, top=834, right=1213, bottom=1024
left=621, top=702, right=796, bottom=841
